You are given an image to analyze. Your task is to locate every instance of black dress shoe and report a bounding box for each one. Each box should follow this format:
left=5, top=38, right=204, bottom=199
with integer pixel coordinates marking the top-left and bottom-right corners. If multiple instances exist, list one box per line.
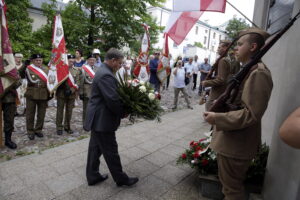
left=28, top=134, right=35, bottom=140
left=57, top=130, right=63, bottom=135
left=116, top=177, right=139, bottom=187
left=87, top=174, right=108, bottom=186
left=35, top=132, right=44, bottom=138
left=5, top=140, right=17, bottom=149
left=64, top=129, right=73, bottom=134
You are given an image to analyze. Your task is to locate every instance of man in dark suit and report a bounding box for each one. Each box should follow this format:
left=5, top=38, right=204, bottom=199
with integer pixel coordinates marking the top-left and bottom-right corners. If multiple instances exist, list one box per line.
left=84, top=48, right=138, bottom=187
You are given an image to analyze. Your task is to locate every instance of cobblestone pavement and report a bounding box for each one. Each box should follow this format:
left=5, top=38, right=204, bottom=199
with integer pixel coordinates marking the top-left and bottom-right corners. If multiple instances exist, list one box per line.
left=0, top=78, right=202, bottom=162
left=0, top=105, right=214, bottom=200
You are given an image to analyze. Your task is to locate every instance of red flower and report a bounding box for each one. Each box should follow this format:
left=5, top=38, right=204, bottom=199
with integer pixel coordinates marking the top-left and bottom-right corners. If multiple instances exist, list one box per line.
left=196, top=146, right=203, bottom=151
left=181, top=153, right=187, bottom=159
left=190, top=141, right=195, bottom=146
left=192, top=142, right=199, bottom=148
left=193, top=152, right=200, bottom=158
left=202, top=159, right=209, bottom=166
left=155, top=92, right=161, bottom=100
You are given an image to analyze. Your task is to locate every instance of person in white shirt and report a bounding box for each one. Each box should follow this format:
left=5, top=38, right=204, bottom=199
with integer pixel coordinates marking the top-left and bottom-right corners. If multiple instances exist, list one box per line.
left=184, top=57, right=194, bottom=97
left=192, top=55, right=201, bottom=91
left=125, top=56, right=133, bottom=78
left=172, top=60, right=193, bottom=110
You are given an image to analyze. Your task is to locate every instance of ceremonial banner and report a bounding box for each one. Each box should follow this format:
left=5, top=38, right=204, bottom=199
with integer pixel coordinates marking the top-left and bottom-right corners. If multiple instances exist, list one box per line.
left=0, top=0, right=19, bottom=98
left=173, top=0, right=226, bottom=12
left=157, top=34, right=171, bottom=82
left=133, top=24, right=150, bottom=82
left=47, top=14, right=69, bottom=93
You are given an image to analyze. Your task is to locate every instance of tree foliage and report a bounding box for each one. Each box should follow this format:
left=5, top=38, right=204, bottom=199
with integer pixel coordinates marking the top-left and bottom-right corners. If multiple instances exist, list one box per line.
left=5, top=0, right=33, bottom=58
left=225, top=17, right=250, bottom=39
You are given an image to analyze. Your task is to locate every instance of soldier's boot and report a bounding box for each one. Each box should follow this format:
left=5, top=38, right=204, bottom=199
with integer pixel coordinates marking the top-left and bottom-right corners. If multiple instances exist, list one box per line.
left=28, top=134, right=35, bottom=140
left=5, top=132, right=17, bottom=149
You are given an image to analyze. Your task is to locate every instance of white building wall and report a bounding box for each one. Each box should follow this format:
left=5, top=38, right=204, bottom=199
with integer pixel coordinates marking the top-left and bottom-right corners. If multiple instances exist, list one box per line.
left=253, top=0, right=300, bottom=199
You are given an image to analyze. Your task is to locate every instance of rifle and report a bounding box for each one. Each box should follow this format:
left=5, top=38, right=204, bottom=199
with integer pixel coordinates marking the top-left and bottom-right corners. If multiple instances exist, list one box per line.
left=205, top=39, right=237, bottom=80
left=209, top=10, right=300, bottom=112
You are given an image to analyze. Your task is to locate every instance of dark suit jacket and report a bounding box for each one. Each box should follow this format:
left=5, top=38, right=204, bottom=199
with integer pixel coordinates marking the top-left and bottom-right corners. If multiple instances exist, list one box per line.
left=84, top=63, right=124, bottom=132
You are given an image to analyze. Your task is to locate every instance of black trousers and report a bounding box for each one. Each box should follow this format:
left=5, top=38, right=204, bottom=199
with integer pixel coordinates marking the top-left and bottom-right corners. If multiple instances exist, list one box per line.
left=192, top=74, right=197, bottom=90
left=86, top=130, right=128, bottom=183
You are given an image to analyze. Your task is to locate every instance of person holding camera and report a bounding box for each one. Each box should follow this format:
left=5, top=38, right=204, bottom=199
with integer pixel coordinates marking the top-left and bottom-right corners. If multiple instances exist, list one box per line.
left=56, top=55, right=81, bottom=135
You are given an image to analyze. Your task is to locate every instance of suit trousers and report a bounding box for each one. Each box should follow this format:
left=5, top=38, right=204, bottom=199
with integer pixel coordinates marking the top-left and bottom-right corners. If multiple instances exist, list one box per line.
left=86, top=130, right=128, bottom=183
left=192, top=74, right=197, bottom=90
left=217, top=154, right=251, bottom=200
left=56, top=97, right=75, bottom=131
left=26, top=98, right=47, bottom=134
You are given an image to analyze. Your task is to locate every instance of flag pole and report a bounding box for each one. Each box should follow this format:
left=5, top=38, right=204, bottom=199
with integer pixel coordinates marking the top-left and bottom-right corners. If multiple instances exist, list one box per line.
left=0, top=103, right=3, bottom=148
left=226, top=1, right=259, bottom=28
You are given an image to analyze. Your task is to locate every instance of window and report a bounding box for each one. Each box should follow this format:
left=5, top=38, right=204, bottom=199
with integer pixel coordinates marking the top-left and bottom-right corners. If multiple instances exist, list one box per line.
left=205, top=29, right=208, bottom=34
left=211, top=46, right=215, bottom=51
left=213, top=32, right=216, bottom=39
left=219, top=35, right=221, bottom=41
left=173, top=42, right=178, bottom=48
left=195, top=26, right=199, bottom=35
left=203, top=36, right=207, bottom=45
left=267, top=0, right=295, bottom=34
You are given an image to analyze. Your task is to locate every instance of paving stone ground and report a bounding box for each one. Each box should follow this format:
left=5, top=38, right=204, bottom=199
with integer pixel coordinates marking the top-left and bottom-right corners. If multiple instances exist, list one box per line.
left=0, top=105, right=214, bottom=200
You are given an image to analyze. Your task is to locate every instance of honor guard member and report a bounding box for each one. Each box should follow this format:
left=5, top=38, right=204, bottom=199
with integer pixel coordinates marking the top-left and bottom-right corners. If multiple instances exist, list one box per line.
left=25, top=54, right=49, bottom=140
left=204, top=28, right=273, bottom=200
left=56, top=55, right=81, bottom=135
left=202, top=40, right=232, bottom=111
left=1, top=79, right=21, bottom=149
left=80, top=54, right=97, bottom=124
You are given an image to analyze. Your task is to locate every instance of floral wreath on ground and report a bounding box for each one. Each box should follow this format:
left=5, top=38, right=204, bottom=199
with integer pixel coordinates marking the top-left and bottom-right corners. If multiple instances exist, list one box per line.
left=117, top=77, right=164, bottom=123
left=177, top=132, right=269, bottom=184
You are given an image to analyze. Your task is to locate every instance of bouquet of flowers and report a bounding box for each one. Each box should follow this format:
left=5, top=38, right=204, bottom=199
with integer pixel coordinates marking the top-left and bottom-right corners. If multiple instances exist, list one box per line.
left=177, top=135, right=269, bottom=184
left=177, top=136, right=218, bottom=175
left=117, top=77, right=164, bottom=122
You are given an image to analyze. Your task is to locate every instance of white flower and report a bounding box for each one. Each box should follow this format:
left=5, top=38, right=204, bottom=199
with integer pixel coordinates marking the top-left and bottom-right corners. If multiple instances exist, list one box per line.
left=139, top=80, right=145, bottom=85
left=148, top=93, right=155, bottom=100
left=191, top=160, right=195, bottom=164
left=150, top=89, right=154, bottom=93
left=139, top=86, right=147, bottom=92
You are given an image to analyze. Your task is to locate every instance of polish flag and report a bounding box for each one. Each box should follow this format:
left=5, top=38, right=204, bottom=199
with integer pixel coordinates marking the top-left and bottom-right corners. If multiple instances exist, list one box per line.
left=157, top=34, right=171, bottom=82
left=133, top=24, right=150, bottom=82
left=165, top=0, right=226, bottom=45
left=47, top=14, right=69, bottom=93
left=0, top=0, right=20, bottom=98
left=173, top=0, right=226, bottom=12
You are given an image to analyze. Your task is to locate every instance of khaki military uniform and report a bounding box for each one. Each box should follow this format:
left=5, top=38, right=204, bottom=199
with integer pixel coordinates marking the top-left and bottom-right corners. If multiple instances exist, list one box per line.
left=202, top=57, right=231, bottom=110
left=25, top=65, right=49, bottom=135
left=56, top=67, right=81, bottom=131
left=1, top=90, right=17, bottom=134
left=210, top=63, right=273, bottom=199
left=80, top=65, right=97, bottom=123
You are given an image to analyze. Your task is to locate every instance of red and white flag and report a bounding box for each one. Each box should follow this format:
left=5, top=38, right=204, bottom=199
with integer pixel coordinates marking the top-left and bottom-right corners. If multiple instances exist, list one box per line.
left=165, top=0, right=226, bottom=45
left=173, top=0, right=226, bottom=12
left=157, top=34, right=171, bottom=82
left=164, top=11, right=203, bottom=45
left=47, top=14, right=69, bottom=93
left=0, top=0, right=19, bottom=97
left=133, top=24, right=150, bottom=82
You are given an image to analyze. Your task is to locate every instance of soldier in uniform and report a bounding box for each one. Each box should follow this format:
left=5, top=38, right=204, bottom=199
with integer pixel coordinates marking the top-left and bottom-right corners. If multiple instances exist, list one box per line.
left=25, top=54, right=49, bottom=140
left=56, top=55, right=81, bottom=135
left=228, top=50, right=241, bottom=75
left=202, top=40, right=232, bottom=111
left=203, top=28, right=273, bottom=200
left=1, top=86, right=20, bottom=149
left=80, top=54, right=97, bottom=124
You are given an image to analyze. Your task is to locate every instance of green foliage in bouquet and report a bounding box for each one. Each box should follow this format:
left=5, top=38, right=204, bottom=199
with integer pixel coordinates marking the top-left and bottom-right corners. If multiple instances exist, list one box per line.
left=177, top=137, right=269, bottom=185
left=117, top=76, right=164, bottom=122
left=245, top=143, right=269, bottom=185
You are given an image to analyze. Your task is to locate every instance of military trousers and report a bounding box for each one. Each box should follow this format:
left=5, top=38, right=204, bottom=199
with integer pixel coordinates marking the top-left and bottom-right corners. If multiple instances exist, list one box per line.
left=82, top=97, right=89, bottom=124
left=217, top=154, right=251, bottom=200
left=1, top=102, right=16, bottom=134
left=56, top=97, right=75, bottom=131
left=86, top=130, right=128, bottom=184
left=26, top=98, right=48, bottom=134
